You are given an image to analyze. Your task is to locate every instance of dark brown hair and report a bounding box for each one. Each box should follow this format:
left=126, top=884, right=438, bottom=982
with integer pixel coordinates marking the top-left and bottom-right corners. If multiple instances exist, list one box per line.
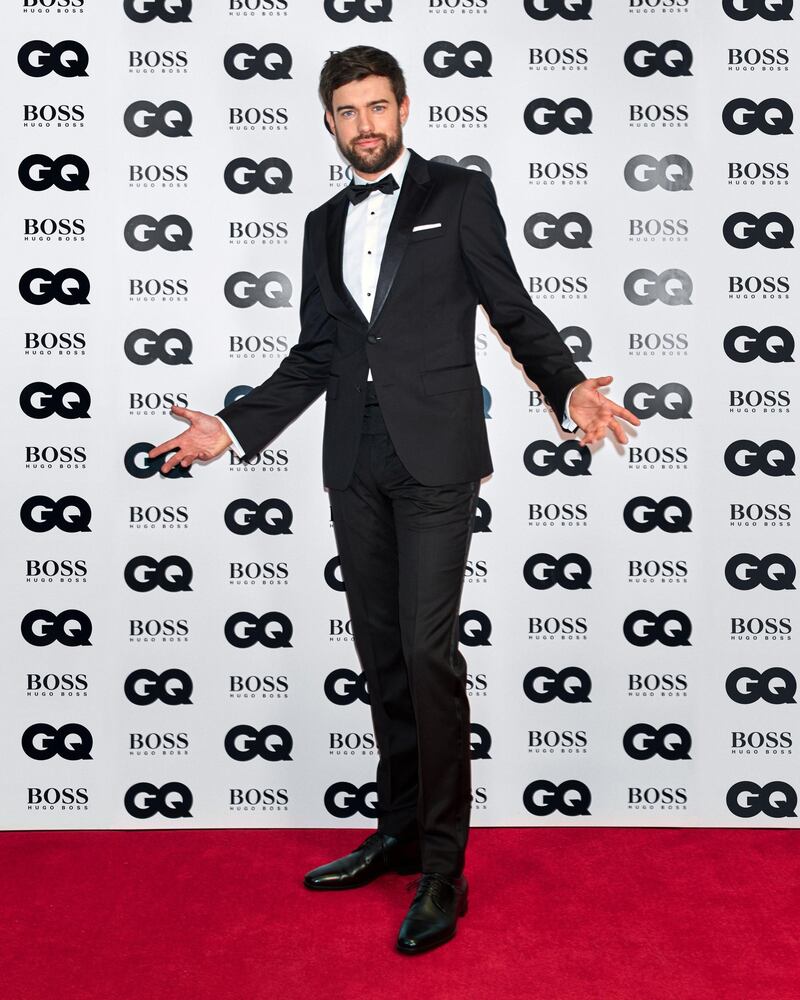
left=319, top=45, right=406, bottom=131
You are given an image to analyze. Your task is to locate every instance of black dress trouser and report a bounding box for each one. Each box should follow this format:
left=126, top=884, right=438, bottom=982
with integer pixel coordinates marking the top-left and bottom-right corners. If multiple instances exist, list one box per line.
left=328, top=384, right=481, bottom=877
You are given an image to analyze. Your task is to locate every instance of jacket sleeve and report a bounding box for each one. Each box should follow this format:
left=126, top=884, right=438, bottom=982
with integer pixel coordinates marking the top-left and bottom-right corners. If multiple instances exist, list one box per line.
left=214, top=210, right=337, bottom=460
left=458, top=169, right=586, bottom=432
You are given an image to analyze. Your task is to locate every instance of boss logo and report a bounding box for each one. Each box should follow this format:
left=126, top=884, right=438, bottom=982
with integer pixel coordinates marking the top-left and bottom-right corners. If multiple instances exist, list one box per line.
left=523, top=666, right=592, bottom=703
left=124, top=100, right=193, bottom=138
left=18, top=40, right=88, bottom=78
left=724, top=439, right=794, bottom=476
left=224, top=42, right=291, bottom=80
left=229, top=562, right=289, bottom=584
left=728, top=47, right=789, bottom=67
left=528, top=503, right=588, bottom=525
left=523, top=212, right=592, bottom=250
left=528, top=729, right=587, bottom=751
left=623, top=496, right=692, bottom=533
left=21, top=722, right=93, bottom=760
left=224, top=271, right=292, bottom=308
left=524, top=440, right=592, bottom=477
left=722, top=0, right=793, bottom=20
left=624, top=40, right=692, bottom=77
left=228, top=675, right=289, bottom=697
left=459, top=609, right=492, bottom=646
left=523, top=779, right=591, bottom=816
left=324, top=781, right=379, bottom=818
left=523, top=553, right=591, bottom=590
left=731, top=730, right=792, bottom=751
left=20, top=495, right=91, bottom=533
left=524, top=0, right=592, bottom=18
left=729, top=503, right=791, bottom=525
left=427, top=105, right=488, bottom=126
left=129, top=278, right=188, bottom=300
left=26, top=672, right=89, bottom=695
left=629, top=104, right=689, bottom=125
left=224, top=156, right=292, bottom=194
left=726, top=780, right=796, bottom=818
left=324, top=668, right=370, bottom=706
left=628, top=673, right=688, bottom=696
left=723, top=212, right=794, bottom=250
left=722, top=98, right=793, bottom=136
left=129, top=618, right=190, bottom=641
left=424, top=41, right=492, bottom=78
left=24, top=330, right=87, bottom=355
left=125, top=328, right=193, bottom=365
left=628, top=787, right=687, bottom=808
left=728, top=275, right=790, bottom=296
left=27, top=787, right=89, bottom=808
left=723, top=325, right=793, bottom=363
left=229, top=448, right=289, bottom=470
left=524, top=97, right=592, bottom=135
left=224, top=611, right=293, bottom=648
left=624, top=269, right=692, bottom=305
left=623, top=722, right=692, bottom=760
left=23, top=104, right=85, bottom=126
left=725, top=553, right=796, bottom=591
left=124, top=214, right=193, bottom=252
left=623, top=610, right=692, bottom=647
left=225, top=498, right=293, bottom=535
left=129, top=731, right=188, bottom=753
left=125, top=668, right=193, bottom=706
left=323, top=0, right=392, bottom=21
left=225, top=724, right=293, bottom=761
left=730, top=616, right=791, bottom=638
left=726, top=666, right=796, bottom=704
left=624, top=154, right=693, bottom=192
left=470, top=723, right=492, bottom=760
left=126, top=441, right=192, bottom=479
left=21, top=608, right=92, bottom=647
left=624, top=382, right=692, bottom=419
left=528, top=617, right=588, bottom=638
left=19, top=153, right=89, bottom=192
left=124, top=555, right=193, bottom=593
left=124, top=782, right=193, bottom=819
left=19, top=269, right=90, bottom=305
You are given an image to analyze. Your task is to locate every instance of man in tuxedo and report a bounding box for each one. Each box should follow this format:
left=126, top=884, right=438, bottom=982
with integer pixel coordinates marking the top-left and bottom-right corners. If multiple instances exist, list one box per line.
left=149, top=45, right=639, bottom=954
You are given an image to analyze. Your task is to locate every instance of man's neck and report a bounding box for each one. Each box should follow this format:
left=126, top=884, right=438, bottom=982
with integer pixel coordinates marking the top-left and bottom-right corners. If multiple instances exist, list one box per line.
left=352, top=144, right=407, bottom=183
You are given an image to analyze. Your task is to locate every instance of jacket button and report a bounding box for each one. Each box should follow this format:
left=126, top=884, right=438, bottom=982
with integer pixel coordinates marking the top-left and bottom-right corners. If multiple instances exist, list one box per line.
left=366, top=334, right=381, bottom=344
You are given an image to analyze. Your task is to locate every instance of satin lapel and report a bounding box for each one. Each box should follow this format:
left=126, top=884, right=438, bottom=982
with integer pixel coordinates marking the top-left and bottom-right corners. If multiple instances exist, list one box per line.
left=368, top=169, right=433, bottom=330
left=324, top=193, right=369, bottom=327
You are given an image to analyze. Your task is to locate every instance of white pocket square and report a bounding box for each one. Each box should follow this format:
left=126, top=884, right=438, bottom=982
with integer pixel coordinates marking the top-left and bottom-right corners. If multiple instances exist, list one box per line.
left=412, top=222, right=442, bottom=232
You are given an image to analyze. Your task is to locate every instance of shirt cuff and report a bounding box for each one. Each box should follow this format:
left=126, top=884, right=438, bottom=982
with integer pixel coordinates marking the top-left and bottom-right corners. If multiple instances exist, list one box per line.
left=561, top=384, right=579, bottom=432
left=215, top=416, right=245, bottom=458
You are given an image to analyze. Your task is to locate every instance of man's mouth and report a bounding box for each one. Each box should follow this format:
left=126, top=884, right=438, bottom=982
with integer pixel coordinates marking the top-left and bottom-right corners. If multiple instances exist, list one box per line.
left=355, top=137, right=382, bottom=148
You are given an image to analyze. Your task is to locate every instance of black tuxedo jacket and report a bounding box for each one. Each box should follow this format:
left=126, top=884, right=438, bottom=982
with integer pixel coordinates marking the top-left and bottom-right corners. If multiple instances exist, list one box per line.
left=216, top=147, right=587, bottom=489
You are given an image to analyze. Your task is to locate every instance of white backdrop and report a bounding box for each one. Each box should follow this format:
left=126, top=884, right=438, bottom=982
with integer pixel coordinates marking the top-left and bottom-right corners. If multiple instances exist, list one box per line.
left=2, top=0, right=798, bottom=830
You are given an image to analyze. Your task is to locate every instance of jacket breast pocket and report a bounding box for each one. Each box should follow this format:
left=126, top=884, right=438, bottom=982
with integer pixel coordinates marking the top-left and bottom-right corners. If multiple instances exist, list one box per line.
left=420, top=363, right=481, bottom=396
left=325, top=374, right=339, bottom=400
left=409, top=225, right=445, bottom=244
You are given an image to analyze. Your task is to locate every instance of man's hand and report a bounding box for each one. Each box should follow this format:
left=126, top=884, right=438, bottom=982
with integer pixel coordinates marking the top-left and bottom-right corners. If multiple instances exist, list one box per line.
left=148, top=406, right=232, bottom=474
left=568, top=375, right=640, bottom=447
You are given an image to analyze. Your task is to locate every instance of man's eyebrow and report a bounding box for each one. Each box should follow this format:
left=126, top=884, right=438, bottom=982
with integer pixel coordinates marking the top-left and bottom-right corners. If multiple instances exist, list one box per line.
left=334, top=99, right=390, bottom=113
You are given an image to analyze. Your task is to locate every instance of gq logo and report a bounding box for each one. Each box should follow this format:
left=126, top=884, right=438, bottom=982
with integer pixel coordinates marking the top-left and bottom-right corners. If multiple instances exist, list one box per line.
left=124, top=555, right=193, bottom=593
left=21, top=609, right=92, bottom=647
left=724, top=439, right=794, bottom=477
left=324, top=781, right=379, bottom=818
left=723, top=212, right=794, bottom=250
left=523, top=553, right=592, bottom=590
left=125, top=328, right=193, bottom=366
left=624, top=269, right=692, bottom=305
left=473, top=497, right=492, bottom=533
left=324, top=557, right=346, bottom=592
left=17, top=40, right=89, bottom=78
left=523, top=779, right=591, bottom=816
left=523, top=440, right=592, bottom=476
left=524, top=98, right=592, bottom=135
left=722, top=98, right=793, bottom=136
left=726, top=667, right=796, bottom=705
left=624, top=154, right=693, bottom=192
left=561, top=325, right=592, bottom=362
left=431, top=154, right=491, bottom=175
left=624, top=40, right=692, bottom=77
left=124, top=215, right=193, bottom=252
left=623, top=723, right=692, bottom=761
left=22, top=723, right=93, bottom=761
left=124, top=782, right=193, bottom=819
left=125, top=668, right=193, bottom=706
left=470, top=723, right=492, bottom=760
left=324, top=0, right=392, bottom=21
left=20, top=382, right=90, bottom=419
left=124, top=0, right=193, bottom=23
left=224, top=271, right=292, bottom=308
left=324, top=668, right=370, bottom=706
left=224, top=724, right=293, bottom=761
left=523, top=213, right=592, bottom=249
left=126, top=442, right=192, bottom=479
left=224, top=157, right=293, bottom=194
left=623, top=496, right=692, bottom=533
left=18, top=153, right=90, bottom=192
left=224, top=43, right=292, bottom=80
left=724, top=325, right=794, bottom=364
left=225, top=499, right=293, bottom=535
left=524, top=0, right=592, bottom=19
left=224, top=611, right=293, bottom=648
left=459, top=610, right=492, bottom=646
left=623, top=610, right=692, bottom=647
left=722, top=0, right=793, bottom=20
left=624, top=382, right=692, bottom=420
left=725, top=553, right=796, bottom=591
left=19, top=268, right=90, bottom=305
left=726, top=781, right=796, bottom=818
left=124, top=100, right=193, bottom=138
left=424, top=41, right=492, bottom=78
left=523, top=666, right=592, bottom=703
left=20, top=495, right=91, bottom=533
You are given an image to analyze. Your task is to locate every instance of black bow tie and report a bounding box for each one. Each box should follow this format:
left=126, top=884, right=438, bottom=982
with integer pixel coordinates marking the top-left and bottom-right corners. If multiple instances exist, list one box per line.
left=345, top=173, right=399, bottom=205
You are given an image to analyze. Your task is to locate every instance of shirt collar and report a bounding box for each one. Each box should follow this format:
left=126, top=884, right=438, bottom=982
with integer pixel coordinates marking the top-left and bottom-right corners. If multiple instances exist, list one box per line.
left=351, top=145, right=410, bottom=188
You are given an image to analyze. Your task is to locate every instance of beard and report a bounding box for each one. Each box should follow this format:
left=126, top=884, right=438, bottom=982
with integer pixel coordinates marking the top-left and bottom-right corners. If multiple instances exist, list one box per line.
left=337, top=124, right=404, bottom=175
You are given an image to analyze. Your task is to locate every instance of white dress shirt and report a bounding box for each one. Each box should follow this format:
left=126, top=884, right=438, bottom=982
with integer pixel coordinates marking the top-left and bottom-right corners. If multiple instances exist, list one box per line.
left=218, top=146, right=577, bottom=454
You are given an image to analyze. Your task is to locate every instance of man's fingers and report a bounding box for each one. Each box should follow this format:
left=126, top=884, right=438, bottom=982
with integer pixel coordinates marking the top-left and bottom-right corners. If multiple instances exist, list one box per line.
left=608, top=417, right=628, bottom=445
left=608, top=400, right=640, bottom=425
left=171, top=404, right=200, bottom=421
left=149, top=438, right=180, bottom=459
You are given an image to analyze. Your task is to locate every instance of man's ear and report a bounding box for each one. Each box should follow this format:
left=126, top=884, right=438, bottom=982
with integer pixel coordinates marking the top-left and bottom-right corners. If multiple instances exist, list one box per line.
left=324, top=110, right=334, bottom=136
left=399, top=94, right=410, bottom=126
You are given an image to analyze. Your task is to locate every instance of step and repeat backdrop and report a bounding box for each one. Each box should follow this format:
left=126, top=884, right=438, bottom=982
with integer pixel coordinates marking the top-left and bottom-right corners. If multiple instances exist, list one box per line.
left=1, top=0, right=798, bottom=830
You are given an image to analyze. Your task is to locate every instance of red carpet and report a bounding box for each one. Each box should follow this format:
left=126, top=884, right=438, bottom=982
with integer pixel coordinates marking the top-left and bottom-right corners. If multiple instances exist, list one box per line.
left=2, top=827, right=797, bottom=1000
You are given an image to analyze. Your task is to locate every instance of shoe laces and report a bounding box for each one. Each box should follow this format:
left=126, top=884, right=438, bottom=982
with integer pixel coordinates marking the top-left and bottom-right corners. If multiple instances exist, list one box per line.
left=405, top=873, right=456, bottom=912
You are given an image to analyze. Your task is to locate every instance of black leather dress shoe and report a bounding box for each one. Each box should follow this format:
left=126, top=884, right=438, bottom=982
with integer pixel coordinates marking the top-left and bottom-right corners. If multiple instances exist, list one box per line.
left=396, top=873, right=468, bottom=954
left=303, top=832, right=421, bottom=890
